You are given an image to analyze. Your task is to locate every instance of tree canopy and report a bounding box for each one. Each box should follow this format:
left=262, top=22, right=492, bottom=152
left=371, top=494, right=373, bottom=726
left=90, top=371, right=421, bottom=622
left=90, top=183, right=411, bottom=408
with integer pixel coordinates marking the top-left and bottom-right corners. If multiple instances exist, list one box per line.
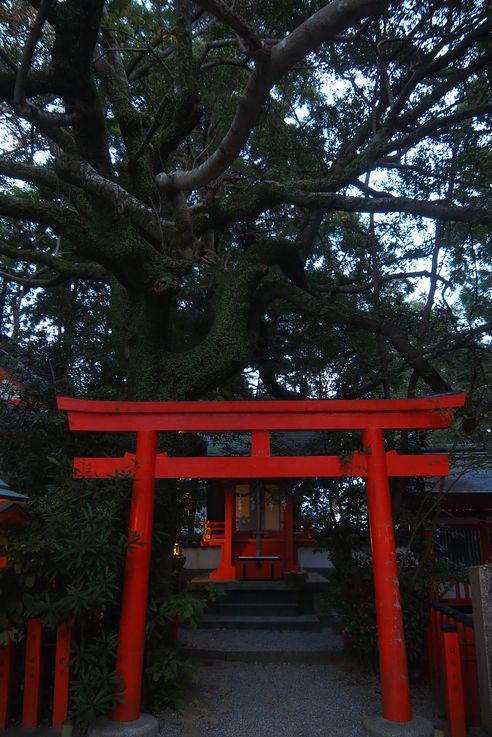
left=0, top=0, right=490, bottom=418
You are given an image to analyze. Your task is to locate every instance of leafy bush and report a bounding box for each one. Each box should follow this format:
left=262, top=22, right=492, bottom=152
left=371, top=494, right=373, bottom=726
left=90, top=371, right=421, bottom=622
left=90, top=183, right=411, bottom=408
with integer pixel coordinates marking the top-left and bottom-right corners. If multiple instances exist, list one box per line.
left=144, top=648, right=196, bottom=711
left=0, top=397, right=213, bottom=730
left=329, top=549, right=428, bottom=668
left=0, top=467, right=130, bottom=725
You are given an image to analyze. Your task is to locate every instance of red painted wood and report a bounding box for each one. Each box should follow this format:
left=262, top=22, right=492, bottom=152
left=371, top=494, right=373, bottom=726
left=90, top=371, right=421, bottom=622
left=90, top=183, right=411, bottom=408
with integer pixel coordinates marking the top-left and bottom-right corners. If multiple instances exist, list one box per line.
left=0, top=640, right=13, bottom=729
left=57, top=393, right=466, bottom=416
left=61, top=409, right=459, bottom=432
left=479, top=524, right=491, bottom=564
left=283, top=499, right=297, bottom=573
left=429, top=609, right=439, bottom=690
left=73, top=451, right=449, bottom=480
left=58, top=394, right=465, bottom=433
left=436, top=611, right=443, bottom=691
left=210, top=487, right=236, bottom=580
left=251, top=431, right=270, bottom=456
left=237, top=559, right=283, bottom=580
left=112, top=431, right=158, bottom=723
left=22, top=618, right=43, bottom=729
left=364, top=427, right=412, bottom=723
left=52, top=622, right=73, bottom=729
left=0, top=505, right=29, bottom=526
left=463, top=626, right=481, bottom=727
left=441, top=626, right=466, bottom=737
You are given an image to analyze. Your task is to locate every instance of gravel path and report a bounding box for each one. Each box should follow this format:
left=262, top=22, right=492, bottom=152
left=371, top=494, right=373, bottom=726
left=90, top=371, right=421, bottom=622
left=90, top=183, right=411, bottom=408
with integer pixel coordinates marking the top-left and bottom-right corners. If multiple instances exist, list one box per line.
left=157, top=658, right=439, bottom=737
left=179, top=626, right=343, bottom=652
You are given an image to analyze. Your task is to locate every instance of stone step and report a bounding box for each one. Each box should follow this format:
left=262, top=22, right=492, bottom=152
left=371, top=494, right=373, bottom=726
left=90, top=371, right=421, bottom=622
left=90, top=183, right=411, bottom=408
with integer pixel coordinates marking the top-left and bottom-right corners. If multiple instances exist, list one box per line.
left=198, top=614, right=321, bottom=631
left=180, top=624, right=344, bottom=663
left=210, top=602, right=301, bottom=617
left=218, top=590, right=301, bottom=605
left=182, top=647, right=345, bottom=664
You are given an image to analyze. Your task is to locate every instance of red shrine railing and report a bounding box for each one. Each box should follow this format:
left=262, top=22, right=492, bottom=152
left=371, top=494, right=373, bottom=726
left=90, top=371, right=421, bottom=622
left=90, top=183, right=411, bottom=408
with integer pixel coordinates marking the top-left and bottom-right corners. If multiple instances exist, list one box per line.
left=0, top=619, right=72, bottom=730
left=418, top=594, right=481, bottom=736
left=200, top=520, right=314, bottom=544
left=56, top=393, right=466, bottom=730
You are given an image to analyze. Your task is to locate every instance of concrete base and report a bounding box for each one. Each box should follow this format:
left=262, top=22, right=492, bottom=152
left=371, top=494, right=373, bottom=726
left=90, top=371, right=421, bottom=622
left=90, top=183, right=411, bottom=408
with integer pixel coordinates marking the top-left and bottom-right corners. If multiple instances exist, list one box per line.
left=363, top=715, right=433, bottom=737
left=88, top=714, right=158, bottom=737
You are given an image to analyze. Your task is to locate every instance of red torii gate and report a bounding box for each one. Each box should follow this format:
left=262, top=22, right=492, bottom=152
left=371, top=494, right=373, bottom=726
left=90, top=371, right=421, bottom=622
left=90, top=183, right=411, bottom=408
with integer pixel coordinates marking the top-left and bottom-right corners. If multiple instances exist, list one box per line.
left=57, top=393, right=466, bottom=736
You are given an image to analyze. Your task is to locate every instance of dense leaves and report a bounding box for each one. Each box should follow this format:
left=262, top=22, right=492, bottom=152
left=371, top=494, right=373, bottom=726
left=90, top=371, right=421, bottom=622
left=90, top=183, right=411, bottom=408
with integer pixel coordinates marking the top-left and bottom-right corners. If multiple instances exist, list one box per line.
left=0, top=0, right=489, bottom=407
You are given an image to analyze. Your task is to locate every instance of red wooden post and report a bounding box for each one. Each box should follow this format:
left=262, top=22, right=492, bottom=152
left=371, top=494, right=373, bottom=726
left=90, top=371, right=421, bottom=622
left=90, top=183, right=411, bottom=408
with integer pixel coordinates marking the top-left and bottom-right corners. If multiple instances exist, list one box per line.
left=0, top=640, right=13, bottom=729
left=112, top=430, right=158, bottom=723
left=425, top=614, right=431, bottom=684
left=479, top=524, right=491, bottom=564
left=428, top=610, right=436, bottom=689
left=441, top=624, right=466, bottom=737
left=431, top=609, right=440, bottom=690
left=52, top=622, right=73, bottom=728
left=210, top=487, right=236, bottom=580
left=283, top=498, right=296, bottom=573
left=364, top=427, right=412, bottom=723
left=463, top=625, right=481, bottom=727
left=22, top=618, right=43, bottom=729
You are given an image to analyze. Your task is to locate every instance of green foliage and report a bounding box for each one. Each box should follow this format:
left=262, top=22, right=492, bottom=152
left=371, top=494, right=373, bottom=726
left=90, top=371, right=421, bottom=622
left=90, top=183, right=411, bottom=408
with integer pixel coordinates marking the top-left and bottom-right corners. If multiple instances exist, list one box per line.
left=0, top=463, right=211, bottom=727
left=0, top=460, right=131, bottom=726
left=69, top=631, right=122, bottom=726
left=314, top=474, right=472, bottom=670
left=144, top=648, right=196, bottom=711
left=328, top=547, right=428, bottom=668
left=148, top=594, right=207, bottom=633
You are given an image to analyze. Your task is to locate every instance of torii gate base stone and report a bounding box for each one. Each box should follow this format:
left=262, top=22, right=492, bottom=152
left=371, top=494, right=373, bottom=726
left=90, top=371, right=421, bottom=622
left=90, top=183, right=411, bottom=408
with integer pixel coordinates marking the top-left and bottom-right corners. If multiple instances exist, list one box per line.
left=56, top=394, right=466, bottom=737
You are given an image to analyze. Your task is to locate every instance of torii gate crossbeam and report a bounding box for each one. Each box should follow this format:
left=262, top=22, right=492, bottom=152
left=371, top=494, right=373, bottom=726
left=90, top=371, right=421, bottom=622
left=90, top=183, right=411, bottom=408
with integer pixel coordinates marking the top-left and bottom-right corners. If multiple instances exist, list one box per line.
left=57, top=393, right=466, bottom=737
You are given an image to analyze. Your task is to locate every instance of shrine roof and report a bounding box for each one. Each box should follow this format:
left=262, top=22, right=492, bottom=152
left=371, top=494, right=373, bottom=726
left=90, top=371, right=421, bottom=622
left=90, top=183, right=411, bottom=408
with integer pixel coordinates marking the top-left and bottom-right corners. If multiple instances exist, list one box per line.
left=434, top=465, right=491, bottom=495
left=0, top=479, right=29, bottom=502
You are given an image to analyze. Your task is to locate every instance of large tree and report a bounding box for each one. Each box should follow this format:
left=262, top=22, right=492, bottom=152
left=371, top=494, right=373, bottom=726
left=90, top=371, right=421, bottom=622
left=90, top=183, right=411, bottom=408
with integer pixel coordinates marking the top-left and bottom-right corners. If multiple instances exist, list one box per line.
left=0, top=0, right=491, bottom=407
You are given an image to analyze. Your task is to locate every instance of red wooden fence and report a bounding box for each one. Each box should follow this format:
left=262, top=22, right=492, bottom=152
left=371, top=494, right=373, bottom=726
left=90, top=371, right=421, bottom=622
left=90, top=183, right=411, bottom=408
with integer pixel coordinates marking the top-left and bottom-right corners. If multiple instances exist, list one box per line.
left=420, top=595, right=481, bottom=736
left=0, top=618, right=72, bottom=730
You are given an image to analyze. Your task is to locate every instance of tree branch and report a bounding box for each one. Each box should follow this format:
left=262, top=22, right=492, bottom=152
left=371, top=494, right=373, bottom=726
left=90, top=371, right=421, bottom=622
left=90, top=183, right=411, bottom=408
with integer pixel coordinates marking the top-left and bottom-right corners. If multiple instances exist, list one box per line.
left=50, top=0, right=111, bottom=175
left=390, top=104, right=492, bottom=154
left=0, top=191, right=89, bottom=242
left=207, top=184, right=492, bottom=226
left=0, top=239, right=110, bottom=282
left=196, top=0, right=263, bottom=57
left=316, top=270, right=451, bottom=295
left=257, top=281, right=454, bottom=394
left=157, top=0, right=390, bottom=194
left=0, top=158, right=92, bottom=215
left=13, top=0, right=79, bottom=127
left=0, top=269, right=68, bottom=288
left=53, top=152, right=174, bottom=244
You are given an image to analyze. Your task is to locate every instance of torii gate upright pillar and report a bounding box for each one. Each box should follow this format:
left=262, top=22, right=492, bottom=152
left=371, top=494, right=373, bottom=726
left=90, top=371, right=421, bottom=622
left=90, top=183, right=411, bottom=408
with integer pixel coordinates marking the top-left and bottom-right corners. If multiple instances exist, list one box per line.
left=112, top=431, right=157, bottom=724
left=364, top=427, right=411, bottom=721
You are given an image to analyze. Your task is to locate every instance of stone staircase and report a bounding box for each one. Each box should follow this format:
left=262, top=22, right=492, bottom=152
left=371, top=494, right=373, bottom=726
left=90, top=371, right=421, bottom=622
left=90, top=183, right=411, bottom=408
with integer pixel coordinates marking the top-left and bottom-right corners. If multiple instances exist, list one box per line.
left=190, top=574, right=333, bottom=632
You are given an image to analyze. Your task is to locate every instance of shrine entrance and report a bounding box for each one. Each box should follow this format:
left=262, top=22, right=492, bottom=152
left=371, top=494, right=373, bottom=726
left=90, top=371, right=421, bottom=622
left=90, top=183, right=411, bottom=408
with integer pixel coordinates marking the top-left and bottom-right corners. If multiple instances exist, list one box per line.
left=202, top=481, right=307, bottom=581
left=57, top=393, right=465, bottom=735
